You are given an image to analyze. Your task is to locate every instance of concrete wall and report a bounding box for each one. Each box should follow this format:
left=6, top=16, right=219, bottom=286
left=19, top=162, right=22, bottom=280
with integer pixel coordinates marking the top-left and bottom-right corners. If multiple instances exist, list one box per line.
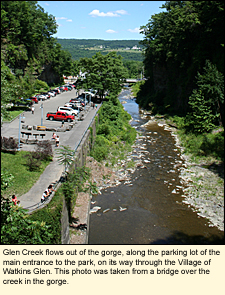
left=61, top=198, right=70, bottom=244
left=61, top=114, right=98, bottom=244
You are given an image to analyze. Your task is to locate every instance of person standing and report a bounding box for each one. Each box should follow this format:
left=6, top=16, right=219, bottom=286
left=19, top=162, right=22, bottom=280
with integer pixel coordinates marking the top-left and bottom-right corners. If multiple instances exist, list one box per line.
left=31, top=105, right=35, bottom=114
left=52, top=132, right=56, bottom=140
left=55, top=135, right=59, bottom=147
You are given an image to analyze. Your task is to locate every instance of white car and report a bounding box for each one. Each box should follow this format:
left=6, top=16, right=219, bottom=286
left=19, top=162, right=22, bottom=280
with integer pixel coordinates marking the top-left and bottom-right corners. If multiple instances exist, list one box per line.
left=36, top=94, right=47, bottom=101
left=48, top=91, right=56, bottom=97
left=64, top=103, right=83, bottom=112
left=57, top=106, right=78, bottom=116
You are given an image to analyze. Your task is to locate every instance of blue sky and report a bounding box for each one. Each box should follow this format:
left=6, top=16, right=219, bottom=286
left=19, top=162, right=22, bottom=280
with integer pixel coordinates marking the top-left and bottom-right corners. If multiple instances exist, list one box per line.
left=38, top=1, right=166, bottom=40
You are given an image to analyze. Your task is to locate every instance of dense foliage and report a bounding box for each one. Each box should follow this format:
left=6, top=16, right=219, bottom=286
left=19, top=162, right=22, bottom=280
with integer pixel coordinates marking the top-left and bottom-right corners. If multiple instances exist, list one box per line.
left=137, top=1, right=224, bottom=127
left=91, top=95, right=136, bottom=162
left=1, top=168, right=52, bottom=244
left=78, top=52, right=128, bottom=99
left=1, top=0, right=79, bottom=120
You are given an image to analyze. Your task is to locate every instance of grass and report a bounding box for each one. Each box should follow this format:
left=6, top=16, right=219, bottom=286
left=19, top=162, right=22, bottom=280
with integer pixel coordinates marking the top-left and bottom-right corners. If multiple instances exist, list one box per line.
left=1, top=151, right=52, bottom=197
left=2, top=106, right=28, bottom=122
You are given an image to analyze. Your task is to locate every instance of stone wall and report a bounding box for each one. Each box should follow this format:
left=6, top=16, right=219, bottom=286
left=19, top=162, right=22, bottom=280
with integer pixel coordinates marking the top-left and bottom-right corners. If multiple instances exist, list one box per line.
left=61, top=114, right=98, bottom=244
left=61, top=198, right=70, bottom=244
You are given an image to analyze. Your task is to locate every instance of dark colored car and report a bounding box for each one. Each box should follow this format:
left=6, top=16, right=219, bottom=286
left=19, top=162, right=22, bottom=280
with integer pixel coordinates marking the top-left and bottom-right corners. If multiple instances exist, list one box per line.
left=16, top=98, right=32, bottom=106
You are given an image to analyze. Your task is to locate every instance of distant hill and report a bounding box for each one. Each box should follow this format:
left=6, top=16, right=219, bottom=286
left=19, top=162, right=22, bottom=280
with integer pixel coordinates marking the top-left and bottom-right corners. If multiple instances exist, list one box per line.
left=57, top=38, right=144, bottom=62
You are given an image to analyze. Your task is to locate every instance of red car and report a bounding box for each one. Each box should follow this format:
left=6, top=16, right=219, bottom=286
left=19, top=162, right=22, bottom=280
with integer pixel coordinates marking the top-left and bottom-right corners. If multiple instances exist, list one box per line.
left=30, top=96, right=38, bottom=104
left=46, top=111, right=75, bottom=122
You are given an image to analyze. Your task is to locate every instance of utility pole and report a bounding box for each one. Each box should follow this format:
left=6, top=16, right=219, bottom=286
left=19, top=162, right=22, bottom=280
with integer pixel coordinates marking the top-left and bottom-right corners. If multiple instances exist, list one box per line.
left=40, top=103, right=43, bottom=126
left=18, top=114, right=25, bottom=151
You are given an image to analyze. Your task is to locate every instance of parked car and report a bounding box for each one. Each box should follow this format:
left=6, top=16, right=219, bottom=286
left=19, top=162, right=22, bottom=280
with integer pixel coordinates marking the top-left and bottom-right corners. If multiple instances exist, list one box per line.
left=59, top=86, right=68, bottom=92
left=52, top=89, right=60, bottom=94
left=64, top=103, right=83, bottom=112
left=48, top=91, right=56, bottom=97
left=69, top=98, right=80, bottom=103
left=68, top=84, right=76, bottom=88
left=36, top=94, right=47, bottom=101
left=29, top=96, right=38, bottom=104
left=16, top=98, right=32, bottom=106
left=42, top=92, right=50, bottom=99
left=46, top=111, right=75, bottom=122
left=57, top=106, right=78, bottom=116
left=66, top=85, right=72, bottom=91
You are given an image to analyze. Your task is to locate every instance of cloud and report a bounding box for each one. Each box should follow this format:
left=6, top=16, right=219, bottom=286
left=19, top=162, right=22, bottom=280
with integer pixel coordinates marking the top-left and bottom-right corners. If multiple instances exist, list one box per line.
left=106, top=29, right=117, bottom=34
left=115, top=10, right=128, bottom=15
left=89, top=9, right=119, bottom=17
left=89, top=9, right=128, bottom=17
left=66, top=19, right=73, bottom=22
left=55, top=17, right=67, bottom=20
left=128, top=27, right=142, bottom=33
left=45, top=3, right=50, bottom=6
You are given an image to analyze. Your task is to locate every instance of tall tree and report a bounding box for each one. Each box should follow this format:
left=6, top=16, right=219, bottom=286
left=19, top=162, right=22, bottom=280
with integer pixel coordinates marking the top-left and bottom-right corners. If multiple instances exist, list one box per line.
left=79, top=52, right=128, bottom=99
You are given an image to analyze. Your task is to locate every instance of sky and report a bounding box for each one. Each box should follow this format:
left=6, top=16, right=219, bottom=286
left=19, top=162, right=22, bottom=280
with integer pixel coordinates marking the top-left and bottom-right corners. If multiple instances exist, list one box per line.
left=37, top=1, right=166, bottom=40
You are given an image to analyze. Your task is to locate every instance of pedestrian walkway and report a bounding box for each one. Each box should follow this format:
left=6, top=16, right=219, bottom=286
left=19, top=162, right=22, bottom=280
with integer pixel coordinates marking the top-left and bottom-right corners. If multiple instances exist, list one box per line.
left=2, top=102, right=101, bottom=210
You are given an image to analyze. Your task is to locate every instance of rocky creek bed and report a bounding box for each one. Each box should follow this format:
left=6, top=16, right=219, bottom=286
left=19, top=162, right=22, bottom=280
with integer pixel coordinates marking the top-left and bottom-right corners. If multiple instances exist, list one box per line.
left=70, top=113, right=224, bottom=244
left=143, top=114, right=224, bottom=232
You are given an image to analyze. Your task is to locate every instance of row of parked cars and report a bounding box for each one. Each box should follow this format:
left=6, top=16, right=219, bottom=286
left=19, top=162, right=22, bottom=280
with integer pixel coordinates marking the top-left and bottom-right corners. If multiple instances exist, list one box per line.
left=30, top=84, right=76, bottom=104
left=46, top=96, right=87, bottom=122
left=15, top=83, right=76, bottom=107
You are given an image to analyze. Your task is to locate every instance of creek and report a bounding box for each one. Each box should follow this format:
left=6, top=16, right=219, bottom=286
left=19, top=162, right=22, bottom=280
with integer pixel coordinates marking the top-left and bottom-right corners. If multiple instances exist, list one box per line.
left=88, top=88, right=224, bottom=244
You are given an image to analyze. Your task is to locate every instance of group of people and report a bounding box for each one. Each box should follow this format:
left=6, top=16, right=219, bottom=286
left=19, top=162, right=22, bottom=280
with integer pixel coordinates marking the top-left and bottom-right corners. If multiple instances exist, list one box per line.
left=41, top=184, right=55, bottom=203
left=52, top=132, right=60, bottom=147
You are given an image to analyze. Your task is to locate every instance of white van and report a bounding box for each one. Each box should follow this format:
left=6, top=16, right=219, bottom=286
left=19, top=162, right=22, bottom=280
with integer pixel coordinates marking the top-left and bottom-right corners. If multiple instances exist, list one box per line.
left=57, top=106, right=78, bottom=116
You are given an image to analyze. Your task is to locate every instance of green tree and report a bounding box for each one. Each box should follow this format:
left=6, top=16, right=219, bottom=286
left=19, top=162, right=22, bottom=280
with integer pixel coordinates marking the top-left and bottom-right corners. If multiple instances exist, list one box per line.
left=1, top=198, right=52, bottom=244
left=1, top=60, right=20, bottom=122
left=185, top=60, right=224, bottom=133
left=79, top=52, right=128, bottom=99
left=138, top=1, right=224, bottom=115
left=56, top=145, right=74, bottom=172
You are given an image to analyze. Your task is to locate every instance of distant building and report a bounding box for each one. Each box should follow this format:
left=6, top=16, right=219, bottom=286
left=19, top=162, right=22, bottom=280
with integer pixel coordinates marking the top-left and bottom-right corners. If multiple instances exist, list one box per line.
left=132, top=45, right=141, bottom=50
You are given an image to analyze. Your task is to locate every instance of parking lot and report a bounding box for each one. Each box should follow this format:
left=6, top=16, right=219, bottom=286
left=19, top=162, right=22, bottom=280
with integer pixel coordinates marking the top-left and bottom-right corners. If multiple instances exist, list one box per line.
left=1, top=87, right=101, bottom=208
left=1, top=87, right=96, bottom=151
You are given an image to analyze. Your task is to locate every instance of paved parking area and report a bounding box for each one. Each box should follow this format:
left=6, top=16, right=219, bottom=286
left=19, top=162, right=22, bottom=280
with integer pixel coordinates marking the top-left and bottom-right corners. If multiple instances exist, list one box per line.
left=1, top=88, right=100, bottom=209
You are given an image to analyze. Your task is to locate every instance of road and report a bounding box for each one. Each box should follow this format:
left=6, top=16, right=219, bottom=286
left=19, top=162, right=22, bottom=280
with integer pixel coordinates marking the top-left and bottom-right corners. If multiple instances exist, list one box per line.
left=1, top=88, right=100, bottom=209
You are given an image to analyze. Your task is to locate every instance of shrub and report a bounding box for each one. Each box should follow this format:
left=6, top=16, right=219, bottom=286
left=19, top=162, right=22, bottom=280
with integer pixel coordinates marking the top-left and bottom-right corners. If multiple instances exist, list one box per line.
left=200, top=131, right=224, bottom=161
left=1, top=197, right=52, bottom=244
left=30, top=192, right=63, bottom=244
left=1, top=136, right=18, bottom=151
left=23, top=152, right=42, bottom=171
left=35, top=141, right=53, bottom=161
left=90, top=135, right=110, bottom=161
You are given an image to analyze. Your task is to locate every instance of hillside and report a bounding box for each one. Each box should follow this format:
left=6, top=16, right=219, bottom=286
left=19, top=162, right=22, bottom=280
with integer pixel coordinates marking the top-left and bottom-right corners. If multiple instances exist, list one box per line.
left=57, top=38, right=144, bottom=61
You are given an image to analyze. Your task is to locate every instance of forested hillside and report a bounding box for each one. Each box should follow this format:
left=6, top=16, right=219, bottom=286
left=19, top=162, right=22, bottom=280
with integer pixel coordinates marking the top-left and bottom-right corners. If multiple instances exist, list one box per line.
left=137, top=1, right=224, bottom=130
left=57, top=38, right=144, bottom=62
left=1, top=0, right=78, bottom=115
left=57, top=38, right=143, bottom=49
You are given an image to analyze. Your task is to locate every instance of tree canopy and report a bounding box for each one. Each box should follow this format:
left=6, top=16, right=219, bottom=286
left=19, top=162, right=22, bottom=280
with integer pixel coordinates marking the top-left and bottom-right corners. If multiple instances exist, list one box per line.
left=78, top=52, right=129, bottom=99
left=137, top=0, right=224, bottom=127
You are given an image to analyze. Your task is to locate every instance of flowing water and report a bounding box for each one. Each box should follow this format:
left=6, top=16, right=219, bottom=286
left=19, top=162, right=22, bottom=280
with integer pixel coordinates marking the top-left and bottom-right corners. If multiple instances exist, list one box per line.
left=88, top=89, right=224, bottom=244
